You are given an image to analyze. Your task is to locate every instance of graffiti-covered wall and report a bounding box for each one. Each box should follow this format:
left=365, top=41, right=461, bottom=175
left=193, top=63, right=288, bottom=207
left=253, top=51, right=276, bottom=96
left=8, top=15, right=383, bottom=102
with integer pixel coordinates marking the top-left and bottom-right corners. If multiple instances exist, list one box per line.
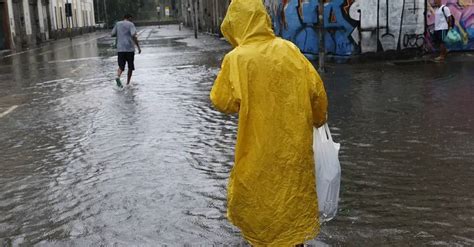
left=265, top=0, right=474, bottom=56
left=266, top=0, right=357, bottom=57
left=349, top=0, right=425, bottom=53
left=427, top=0, right=474, bottom=51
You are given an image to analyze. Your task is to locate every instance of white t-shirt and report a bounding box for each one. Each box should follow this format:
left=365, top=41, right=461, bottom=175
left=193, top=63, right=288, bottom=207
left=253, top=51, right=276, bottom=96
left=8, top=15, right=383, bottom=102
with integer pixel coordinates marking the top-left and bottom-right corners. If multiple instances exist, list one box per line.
left=111, top=20, right=138, bottom=52
left=435, top=5, right=452, bottom=31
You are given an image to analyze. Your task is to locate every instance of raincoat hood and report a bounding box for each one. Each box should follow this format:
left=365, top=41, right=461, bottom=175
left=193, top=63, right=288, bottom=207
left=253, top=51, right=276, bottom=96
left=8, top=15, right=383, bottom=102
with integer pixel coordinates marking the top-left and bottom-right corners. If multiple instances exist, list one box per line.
left=221, top=0, right=275, bottom=47
left=211, top=2, right=328, bottom=245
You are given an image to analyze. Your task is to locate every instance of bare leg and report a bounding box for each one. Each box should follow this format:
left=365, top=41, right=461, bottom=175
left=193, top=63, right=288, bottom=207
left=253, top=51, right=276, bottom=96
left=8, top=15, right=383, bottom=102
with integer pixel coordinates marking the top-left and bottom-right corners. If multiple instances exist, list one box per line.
left=127, top=70, right=133, bottom=85
left=116, top=68, right=124, bottom=88
left=440, top=43, right=447, bottom=59
left=435, top=44, right=447, bottom=61
left=117, top=68, right=123, bottom=78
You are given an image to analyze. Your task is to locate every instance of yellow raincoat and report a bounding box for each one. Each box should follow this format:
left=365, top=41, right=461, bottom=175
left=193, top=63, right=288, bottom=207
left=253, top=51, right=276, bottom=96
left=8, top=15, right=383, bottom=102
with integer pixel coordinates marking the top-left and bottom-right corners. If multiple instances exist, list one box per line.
left=210, top=0, right=328, bottom=245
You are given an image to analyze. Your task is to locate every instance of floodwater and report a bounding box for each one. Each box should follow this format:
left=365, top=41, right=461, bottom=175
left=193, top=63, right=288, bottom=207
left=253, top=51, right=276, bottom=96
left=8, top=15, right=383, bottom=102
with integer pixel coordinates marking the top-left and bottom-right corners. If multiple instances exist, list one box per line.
left=0, top=25, right=473, bottom=246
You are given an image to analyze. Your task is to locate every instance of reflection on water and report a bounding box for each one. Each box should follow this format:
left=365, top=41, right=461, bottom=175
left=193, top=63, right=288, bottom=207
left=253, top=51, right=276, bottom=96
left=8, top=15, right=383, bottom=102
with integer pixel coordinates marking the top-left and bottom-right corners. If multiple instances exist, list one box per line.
left=320, top=60, right=474, bottom=245
left=0, top=26, right=473, bottom=245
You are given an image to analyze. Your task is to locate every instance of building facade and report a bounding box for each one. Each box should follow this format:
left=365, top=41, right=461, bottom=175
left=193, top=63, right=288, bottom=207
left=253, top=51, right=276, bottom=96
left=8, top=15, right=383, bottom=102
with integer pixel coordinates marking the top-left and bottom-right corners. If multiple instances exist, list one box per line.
left=49, top=0, right=95, bottom=39
left=1, top=0, right=95, bottom=51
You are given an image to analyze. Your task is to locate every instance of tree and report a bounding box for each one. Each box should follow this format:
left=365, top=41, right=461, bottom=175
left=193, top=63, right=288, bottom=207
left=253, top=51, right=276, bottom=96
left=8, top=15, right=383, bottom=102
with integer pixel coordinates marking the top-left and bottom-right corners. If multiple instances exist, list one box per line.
left=95, top=0, right=146, bottom=27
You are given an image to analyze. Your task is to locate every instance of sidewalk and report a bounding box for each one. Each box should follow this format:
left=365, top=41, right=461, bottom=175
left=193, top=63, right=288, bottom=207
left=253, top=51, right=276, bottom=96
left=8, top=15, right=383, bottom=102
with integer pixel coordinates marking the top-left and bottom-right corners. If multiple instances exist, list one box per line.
left=182, top=25, right=474, bottom=66
left=0, top=31, right=108, bottom=60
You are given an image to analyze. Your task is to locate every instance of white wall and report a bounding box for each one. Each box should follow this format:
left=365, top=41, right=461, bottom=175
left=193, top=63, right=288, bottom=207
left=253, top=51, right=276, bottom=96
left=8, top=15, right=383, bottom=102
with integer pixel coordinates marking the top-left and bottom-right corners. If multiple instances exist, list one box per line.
left=89, top=0, right=95, bottom=26
left=82, top=0, right=94, bottom=27
left=89, top=0, right=93, bottom=26
left=79, top=1, right=85, bottom=27
left=6, top=0, right=15, bottom=49
left=72, top=0, right=77, bottom=27
left=48, top=0, right=95, bottom=30
left=42, top=5, right=49, bottom=39
left=50, top=0, right=60, bottom=30
left=348, top=0, right=425, bottom=53
left=7, top=0, right=15, bottom=36
left=22, top=0, right=32, bottom=35
left=38, top=0, right=45, bottom=33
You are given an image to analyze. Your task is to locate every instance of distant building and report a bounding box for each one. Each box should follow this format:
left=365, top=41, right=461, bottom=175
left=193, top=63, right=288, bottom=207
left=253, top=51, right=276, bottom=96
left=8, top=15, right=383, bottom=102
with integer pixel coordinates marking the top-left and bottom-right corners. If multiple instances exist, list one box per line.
left=0, top=0, right=96, bottom=51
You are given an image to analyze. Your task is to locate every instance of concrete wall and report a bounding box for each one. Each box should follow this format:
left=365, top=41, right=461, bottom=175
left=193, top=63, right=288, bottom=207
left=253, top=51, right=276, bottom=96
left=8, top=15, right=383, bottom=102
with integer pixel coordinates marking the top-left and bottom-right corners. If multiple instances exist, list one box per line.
left=266, top=0, right=424, bottom=56
left=180, top=0, right=473, bottom=56
left=265, top=0, right=474, bottom=57
left=42, top=3, right=49, bottom=40
left=6, top=0, right=15, bottom=49
left=22, top=0, right=32, bottom=35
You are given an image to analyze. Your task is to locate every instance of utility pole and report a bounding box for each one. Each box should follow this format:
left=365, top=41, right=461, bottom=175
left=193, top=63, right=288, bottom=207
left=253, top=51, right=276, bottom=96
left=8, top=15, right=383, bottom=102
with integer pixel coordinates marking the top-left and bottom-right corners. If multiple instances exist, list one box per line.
left=193, top=0, right=198, bottom=38
left=318, top=0, right=325, bottom=72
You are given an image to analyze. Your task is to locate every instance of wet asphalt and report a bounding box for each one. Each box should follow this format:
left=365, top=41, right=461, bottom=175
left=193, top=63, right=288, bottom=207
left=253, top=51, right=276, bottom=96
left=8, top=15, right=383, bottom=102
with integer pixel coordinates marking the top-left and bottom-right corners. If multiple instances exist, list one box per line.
left=0, top=25, right=473, bottom=246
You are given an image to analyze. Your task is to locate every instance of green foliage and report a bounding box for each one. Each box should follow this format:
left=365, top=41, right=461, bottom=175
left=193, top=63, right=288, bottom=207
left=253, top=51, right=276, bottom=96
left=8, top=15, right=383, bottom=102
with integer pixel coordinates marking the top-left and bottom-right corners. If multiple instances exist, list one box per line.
left=95, top=0, right=146, bottom=26
left=95, top=0, right=180, bottom=26
left=108, top=0, right=145, bottom=24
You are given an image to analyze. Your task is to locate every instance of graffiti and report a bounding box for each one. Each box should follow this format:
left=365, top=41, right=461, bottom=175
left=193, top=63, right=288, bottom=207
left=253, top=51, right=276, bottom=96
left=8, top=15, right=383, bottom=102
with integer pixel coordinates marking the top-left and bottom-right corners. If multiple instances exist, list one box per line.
left=265, top=0, right=474, bottom=57
left=403, top=33, right=425, bottom=48
left=266, top=0, right=355, bottom=56
left=426, top=0, right=474, bottom=50
left=348, top=0, right=425, bottom=53
left=325, top=0, right=357, bottom=55
left=266, top=0, right=320, bottom=56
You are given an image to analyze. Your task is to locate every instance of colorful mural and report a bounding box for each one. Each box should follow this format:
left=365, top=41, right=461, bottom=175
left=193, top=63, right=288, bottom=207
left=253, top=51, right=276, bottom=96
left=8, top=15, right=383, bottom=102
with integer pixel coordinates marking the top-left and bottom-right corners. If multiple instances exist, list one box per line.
left=427, top=0, right=474, bottom=51
left=266, top=0, right=355, bottom=57
left=265, top=0, right=474, bottom=56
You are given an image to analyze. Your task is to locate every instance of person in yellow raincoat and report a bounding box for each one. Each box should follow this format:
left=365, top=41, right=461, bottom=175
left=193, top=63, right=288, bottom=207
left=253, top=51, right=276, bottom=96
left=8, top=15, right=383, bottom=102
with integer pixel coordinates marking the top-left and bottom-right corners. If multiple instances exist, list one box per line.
left=210, top=0, right=328, bottom=245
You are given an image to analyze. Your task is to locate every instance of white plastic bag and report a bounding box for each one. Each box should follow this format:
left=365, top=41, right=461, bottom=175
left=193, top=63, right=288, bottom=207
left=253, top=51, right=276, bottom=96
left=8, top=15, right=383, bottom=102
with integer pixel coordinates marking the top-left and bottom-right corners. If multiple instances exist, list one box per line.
left=313, top=123, right=341, bottom=222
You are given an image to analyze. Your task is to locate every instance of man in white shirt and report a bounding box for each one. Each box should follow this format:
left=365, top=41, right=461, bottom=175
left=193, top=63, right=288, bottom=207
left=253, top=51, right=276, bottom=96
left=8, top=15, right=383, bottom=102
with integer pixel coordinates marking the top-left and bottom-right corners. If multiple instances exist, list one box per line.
left=111, top=14, right=142, bottom=88
left=433, top=0, right=454, bottom=61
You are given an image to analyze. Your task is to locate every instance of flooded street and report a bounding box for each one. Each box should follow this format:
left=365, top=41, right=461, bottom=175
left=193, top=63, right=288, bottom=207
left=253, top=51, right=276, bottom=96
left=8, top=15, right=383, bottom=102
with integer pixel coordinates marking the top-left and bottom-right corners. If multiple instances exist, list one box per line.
left=0, top=26, right=473, bottom=246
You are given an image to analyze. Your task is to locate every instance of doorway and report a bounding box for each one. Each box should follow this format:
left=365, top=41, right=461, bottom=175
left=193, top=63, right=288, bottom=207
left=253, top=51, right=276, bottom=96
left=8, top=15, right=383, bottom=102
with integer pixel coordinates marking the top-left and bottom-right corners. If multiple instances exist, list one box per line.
left=29, top=0, right=41, bottom=44
left=0, top=2, right=10, bottom=50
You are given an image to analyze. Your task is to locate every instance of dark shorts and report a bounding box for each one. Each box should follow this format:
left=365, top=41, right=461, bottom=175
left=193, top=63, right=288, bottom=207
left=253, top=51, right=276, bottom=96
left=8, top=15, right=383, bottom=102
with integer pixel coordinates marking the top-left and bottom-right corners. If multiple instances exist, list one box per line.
left=434, top=30, right=448, bottom=46
left=118, top=52, right=135, bottom=71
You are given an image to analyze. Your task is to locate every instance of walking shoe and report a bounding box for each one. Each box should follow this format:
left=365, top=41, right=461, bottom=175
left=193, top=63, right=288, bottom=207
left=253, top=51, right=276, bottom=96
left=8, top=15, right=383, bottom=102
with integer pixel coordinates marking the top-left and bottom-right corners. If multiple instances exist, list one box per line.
left=434, top=56, right=445, bottom=61
left=115, top=78, right=123, bottom=88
